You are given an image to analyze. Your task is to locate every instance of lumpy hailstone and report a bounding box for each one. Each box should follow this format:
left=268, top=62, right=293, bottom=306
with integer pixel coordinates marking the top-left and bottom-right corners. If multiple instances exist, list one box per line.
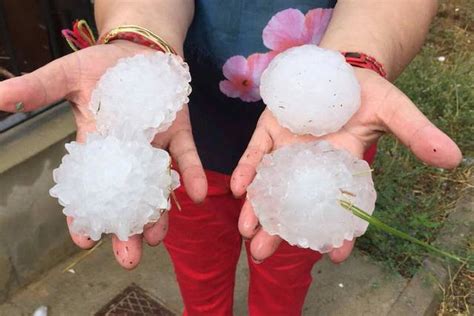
left=90, top=52, right=191, bottom=140
left=260, top=45, right=360, bottom=136
left=50, top=134, right=180, bottom=241
left=247, top=141, right=376, bottom=253
left=50, top=53, right=188, bottom=241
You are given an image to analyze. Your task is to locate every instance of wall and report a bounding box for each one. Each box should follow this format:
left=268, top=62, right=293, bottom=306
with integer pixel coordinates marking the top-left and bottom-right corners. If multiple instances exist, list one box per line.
left=0, top=103, right=78, bottom=302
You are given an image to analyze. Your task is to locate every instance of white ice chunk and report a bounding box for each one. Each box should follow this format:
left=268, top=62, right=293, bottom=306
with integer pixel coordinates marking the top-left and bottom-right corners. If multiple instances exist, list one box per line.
left=89, top=52, right=191, bottom=140
left=260, top=45, right=360, bottom=136
left=247, top=141, right=376, bottom=253
left=50, top=134, right=179, bottom=241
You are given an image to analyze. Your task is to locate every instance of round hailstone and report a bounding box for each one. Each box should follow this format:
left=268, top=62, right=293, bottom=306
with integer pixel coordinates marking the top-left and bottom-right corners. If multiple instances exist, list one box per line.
left=89, top=52, right=191, bottom=140
left=49, top=133, right=180, bottom=241
left=247, top=141, right=376, bottom=253
left=260, top=45, right=360, bottom=136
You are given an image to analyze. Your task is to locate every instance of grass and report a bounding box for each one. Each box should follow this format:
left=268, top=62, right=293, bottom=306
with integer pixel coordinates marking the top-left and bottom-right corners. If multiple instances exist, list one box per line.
left=438, top=258, right=474, bottom=315
left=355, top=0, right=473, bottom=313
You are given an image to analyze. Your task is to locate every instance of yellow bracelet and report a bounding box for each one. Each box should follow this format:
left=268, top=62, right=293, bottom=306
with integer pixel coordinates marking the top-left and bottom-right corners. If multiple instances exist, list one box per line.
left=99, top=25, right=177, bottom=54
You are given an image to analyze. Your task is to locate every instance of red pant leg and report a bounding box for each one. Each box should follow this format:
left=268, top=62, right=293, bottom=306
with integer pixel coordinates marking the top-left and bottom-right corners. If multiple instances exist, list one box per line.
left=165, top=145, right=377, bottom=315
left=246, top=241, right=322, bottom=316
left=363, top=143, right=377, bottom=165
left=163, top=170, right=243, bottom=316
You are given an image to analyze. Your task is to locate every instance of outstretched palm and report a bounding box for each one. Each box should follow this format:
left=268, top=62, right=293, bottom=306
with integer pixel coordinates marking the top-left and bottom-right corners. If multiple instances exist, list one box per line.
left=0, top=41, right=207, bottom=269
left=231, top=67, right=462, bottom=263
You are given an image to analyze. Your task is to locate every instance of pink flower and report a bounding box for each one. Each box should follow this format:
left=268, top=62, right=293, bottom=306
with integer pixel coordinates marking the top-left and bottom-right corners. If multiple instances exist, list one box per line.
left=219, top=52, right=276, bottom=102
left=262, top=8, right=333, bottom=52
left=304, top=8, right=333, bottom=44
left=219, top=8, right=333, bottom=102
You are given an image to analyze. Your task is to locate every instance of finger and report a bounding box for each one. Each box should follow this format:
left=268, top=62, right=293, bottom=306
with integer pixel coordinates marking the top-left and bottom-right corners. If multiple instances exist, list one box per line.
left=143, top=212, right=169, bottom=246
left=378, top=87, right=462, bottom=169
left=249, top=229, right=282, bottom=262
left=328, top=239, right=355, bottom=264
left=0, top=53, right=79, bottom=112
left=168, top=128, right=208, bottom=203
left=112, top=234, right=143, bottom=270
left=239, top=199, right=260, bottom=239
left=231, top=126, right=273, bottom=197
left=66, top=216, right=96, bottom=249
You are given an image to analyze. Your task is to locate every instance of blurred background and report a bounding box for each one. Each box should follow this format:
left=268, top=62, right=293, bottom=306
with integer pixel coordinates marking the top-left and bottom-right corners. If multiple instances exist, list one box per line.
left=0, top=0, right=94, bottom=132
left=0, top=0, right=472, bottom=315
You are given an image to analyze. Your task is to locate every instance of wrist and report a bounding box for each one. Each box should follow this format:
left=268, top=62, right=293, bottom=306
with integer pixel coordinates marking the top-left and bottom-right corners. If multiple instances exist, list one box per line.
left=95, top=1, right=194, bottom=57
left=62, top=20, right=184, bottom=56
left=341, top=52, right=387, bottom=78
left=99, top=23, right=185, bottom=57
left=99, top=25, right=179, bottom=56
left=319, top=38, right=394, bottom=80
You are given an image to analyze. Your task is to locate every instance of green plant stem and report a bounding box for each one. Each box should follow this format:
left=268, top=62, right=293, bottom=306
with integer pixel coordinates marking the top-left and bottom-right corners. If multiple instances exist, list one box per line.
left=339, top=200, right=467, bottom=263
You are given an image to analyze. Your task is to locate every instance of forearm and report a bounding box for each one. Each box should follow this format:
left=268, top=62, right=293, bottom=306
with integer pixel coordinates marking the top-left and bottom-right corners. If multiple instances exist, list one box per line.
left=95, top=0, right=194, bottom=56
left=320, top=0, right=438, bottom=80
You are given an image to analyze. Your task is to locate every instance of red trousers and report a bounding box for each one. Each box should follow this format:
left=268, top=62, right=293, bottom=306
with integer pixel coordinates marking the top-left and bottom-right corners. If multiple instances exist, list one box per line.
left=163, top=145, right=377, bottom=316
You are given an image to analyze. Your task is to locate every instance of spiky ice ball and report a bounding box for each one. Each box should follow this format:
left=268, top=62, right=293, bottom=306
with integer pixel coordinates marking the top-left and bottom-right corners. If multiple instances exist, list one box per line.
left=50, top=133, right=180, bottom=241
left=247, top=141, right=376, bottom=253
left=89, top=52, right=191, bottom=140
left=260, top=45, right=360, bottom=136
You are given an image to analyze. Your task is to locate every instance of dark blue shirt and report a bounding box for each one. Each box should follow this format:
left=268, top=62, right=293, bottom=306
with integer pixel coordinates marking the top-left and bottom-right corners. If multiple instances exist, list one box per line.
left=184, top=0, right=336, bottom=174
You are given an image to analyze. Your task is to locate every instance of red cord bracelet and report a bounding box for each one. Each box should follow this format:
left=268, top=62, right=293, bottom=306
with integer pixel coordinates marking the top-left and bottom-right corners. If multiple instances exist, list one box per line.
left=341, top=52, right=387, bottom=78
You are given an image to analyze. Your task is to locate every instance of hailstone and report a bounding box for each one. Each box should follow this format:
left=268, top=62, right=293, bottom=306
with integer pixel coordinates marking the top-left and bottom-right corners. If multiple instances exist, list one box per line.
left=51, top=52, right=188, bottom=241
left=89, top=52, right=191, bottom=140
left=260, top=45, right=360, bottom=136
left=247, top=141, right=376, bottom=253
left=50, top=133, right=180, bottom=241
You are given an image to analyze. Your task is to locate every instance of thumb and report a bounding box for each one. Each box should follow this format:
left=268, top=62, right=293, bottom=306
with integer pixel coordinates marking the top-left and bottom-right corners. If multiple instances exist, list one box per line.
left=231, top=125, right=273, bottom=197
left=377, top=85, right=462, bottom=169
left=168, top=127, right=208, bottom=203
left=0, top=52, right=80, bottom=112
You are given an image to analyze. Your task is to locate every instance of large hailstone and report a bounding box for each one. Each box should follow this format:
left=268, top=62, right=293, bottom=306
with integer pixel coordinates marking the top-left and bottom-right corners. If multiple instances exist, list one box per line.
left=89, top=52, right=191, bottom=140
left=247, top=141, right=376, bottom=253
left=50, top=133, right=180, bottom=241
left=260, top=45, right=360, bottom=136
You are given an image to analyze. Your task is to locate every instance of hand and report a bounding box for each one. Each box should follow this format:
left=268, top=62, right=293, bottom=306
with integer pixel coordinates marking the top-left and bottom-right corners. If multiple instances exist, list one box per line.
left=0, top=41, right=207, bottom=269
left=231, top=67, right=462, bottom=263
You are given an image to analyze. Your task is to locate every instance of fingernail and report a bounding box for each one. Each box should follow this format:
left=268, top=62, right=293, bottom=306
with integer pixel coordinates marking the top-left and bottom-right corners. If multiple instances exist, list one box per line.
left=15, top=102, right=24, bottom=112
left=251, top=256, right=263, bottom=264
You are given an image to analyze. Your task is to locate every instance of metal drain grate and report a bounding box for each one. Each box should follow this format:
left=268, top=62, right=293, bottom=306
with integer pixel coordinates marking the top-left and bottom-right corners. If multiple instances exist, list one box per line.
left=96, top=283, right=176, bottom=316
